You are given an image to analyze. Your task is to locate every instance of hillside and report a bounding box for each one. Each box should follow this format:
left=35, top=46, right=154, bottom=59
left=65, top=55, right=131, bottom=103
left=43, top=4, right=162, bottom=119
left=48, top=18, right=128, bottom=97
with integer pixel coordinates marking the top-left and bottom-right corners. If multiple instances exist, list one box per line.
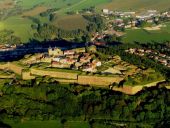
left=16, top=0, right=170, bottom=12
left=0, top=0, right=170, bottom=43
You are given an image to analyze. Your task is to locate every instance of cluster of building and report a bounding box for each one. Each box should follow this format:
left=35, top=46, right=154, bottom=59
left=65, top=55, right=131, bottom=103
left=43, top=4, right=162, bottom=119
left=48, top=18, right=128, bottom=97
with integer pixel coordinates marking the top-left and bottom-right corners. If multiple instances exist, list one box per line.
left=102, top=9, right=169, bottom=19
left=27, top=47, right=102, bottom=72
left=125, top=48, right=170, bottom=68
left=92, top=9, right=170, bottom=44
left=102, top=9, right=170, bottom=29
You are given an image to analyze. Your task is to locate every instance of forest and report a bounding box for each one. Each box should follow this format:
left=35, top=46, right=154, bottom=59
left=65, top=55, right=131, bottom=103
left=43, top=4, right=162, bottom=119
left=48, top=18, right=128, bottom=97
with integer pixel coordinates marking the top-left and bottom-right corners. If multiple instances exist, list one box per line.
left=0, top=77, right=170, bottom=128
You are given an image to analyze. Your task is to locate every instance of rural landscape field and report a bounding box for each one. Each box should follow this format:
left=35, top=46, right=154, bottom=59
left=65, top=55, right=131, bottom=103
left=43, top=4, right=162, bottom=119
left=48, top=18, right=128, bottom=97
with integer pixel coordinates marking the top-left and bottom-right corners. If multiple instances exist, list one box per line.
left=0, top=0, right=170, bottom=128
left=0, top=0, right=170, bottom=42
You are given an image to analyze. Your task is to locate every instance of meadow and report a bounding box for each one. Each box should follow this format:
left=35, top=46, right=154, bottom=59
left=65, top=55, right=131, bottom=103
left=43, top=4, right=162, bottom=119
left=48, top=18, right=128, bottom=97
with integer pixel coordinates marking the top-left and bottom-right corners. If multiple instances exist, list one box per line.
left=123, top=22, right=170, bottom=43
left=0, top=16, right=34, bottom=42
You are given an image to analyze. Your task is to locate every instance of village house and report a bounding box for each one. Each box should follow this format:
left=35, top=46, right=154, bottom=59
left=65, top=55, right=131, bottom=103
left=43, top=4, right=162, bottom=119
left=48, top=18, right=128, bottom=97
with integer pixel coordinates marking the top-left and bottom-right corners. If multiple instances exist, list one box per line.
left=137, top=49, right=144, bottom=53
left=158, top=59, right=167, bottom=66
left=145, top=49, right=152, bottom=53
left=74, top=62, right=83, bottom=69
left=64, top=50, right=75, bottom=55
left=51, top=61, right=71, bottom=68
left=60, top=58, right=77, bottom=65
left=128, top=48, right=136, bottom=54
left=80, top=56, right=92, bottom=63
left=102, top=9, right=109, bottom=14
left=82, top=63, right=97, bottom=72
left=167, top=63, right=170, bottom=68
left=92, top=60, right=102, bottom=67
left=159, top=54, right=166, bottom=58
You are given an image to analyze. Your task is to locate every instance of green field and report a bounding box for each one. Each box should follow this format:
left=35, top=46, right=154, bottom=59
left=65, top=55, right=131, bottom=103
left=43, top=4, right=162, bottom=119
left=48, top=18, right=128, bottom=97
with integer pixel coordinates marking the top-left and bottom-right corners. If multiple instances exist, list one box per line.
left=98, top=0, right=170, bottom=11
left=0, top=16, right=34, bottom=42
left=123, top=22, right=170, bottom=43
left=17, top=0, right=170, bottom=12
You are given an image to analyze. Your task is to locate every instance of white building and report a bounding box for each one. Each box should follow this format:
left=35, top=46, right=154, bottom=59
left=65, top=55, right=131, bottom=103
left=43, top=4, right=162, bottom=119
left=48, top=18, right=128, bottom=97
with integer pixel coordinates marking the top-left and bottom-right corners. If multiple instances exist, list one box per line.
left=103, top=9, right=109, bottom=14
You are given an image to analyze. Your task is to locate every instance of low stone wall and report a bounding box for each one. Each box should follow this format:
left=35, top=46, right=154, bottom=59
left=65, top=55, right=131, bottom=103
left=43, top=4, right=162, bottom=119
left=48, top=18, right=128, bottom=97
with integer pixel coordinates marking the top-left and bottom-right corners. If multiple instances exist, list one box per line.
left=55, top=79, right=77, bottom=83
left=30, top=68, right=78, bottom=80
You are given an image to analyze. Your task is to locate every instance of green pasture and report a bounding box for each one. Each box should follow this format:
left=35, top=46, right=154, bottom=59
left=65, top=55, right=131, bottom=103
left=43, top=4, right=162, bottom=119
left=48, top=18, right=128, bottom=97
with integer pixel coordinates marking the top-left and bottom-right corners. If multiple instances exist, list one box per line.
left=0, top=16, right=34, bottom=42
left=123, top=25, right=170, bottom=43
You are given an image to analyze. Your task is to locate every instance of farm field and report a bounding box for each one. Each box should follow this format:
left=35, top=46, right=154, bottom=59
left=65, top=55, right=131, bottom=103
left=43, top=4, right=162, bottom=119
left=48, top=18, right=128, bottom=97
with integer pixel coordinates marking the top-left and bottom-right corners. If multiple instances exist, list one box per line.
left=0, top=0, right=14, bottom=10
left=98, top=0, right=170, bottom=11
left=13, top=0, right=170, bottom=12
left=0, top=0, right=170, bottom=43
left=52, top=14, right=88, bottom=30
left=122, top=23, right=170, bottom=43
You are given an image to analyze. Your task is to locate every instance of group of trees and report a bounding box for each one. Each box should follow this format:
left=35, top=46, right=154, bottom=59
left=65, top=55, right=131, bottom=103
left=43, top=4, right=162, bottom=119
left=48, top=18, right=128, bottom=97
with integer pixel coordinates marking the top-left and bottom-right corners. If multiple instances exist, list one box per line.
left=0, top=77, right=170, bottom=127
left=33, top=24, right=91, bottom=42
left=83, top=15, right=105, bottom=33
left=138, top=42, right=170, bottom=56
left=80, top=6, right=95, bottom=13
left=0, top=30, right=21, bottom=45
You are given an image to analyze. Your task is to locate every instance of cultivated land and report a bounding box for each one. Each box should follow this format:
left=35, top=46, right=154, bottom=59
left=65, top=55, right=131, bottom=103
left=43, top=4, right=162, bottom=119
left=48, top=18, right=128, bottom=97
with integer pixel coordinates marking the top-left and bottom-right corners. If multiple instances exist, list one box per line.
left=52, top=14, right=88, bottom=30
left=0, top=0, right=170, bottom=42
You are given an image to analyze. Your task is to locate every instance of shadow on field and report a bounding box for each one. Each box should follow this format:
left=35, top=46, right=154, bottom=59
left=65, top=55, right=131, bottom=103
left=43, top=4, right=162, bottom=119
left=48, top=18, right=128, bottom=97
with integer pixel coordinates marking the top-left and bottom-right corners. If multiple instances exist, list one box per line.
left=0, top=39, right=86, bottom=62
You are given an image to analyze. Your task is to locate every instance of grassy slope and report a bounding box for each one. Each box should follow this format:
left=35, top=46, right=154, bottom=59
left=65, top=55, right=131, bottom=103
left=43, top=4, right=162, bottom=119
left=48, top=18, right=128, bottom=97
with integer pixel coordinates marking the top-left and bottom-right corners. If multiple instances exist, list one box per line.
left=1, top=0, right=170, bottom=43
left=0, top=16, right=34, bottom=42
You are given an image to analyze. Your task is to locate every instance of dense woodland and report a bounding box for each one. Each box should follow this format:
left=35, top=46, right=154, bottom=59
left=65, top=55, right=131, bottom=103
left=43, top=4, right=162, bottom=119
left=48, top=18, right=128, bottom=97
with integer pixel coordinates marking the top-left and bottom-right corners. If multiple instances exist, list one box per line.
left=0, top=77, right=170, bottom=128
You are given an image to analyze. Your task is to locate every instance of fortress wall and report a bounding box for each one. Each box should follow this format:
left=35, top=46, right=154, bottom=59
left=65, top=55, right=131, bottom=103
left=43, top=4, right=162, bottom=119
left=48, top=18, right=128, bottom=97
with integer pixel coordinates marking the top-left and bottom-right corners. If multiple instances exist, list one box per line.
left=78, top=75, right=124, bottom=86
left=0, top=75, right=14, bottom=79
left=8, top=63, right=23, bottom=75
left=0, top=63, right=9, bottom=69
left=22, top=71, right=36, bottom=80
left=30, top=68, right=78, bottom=80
